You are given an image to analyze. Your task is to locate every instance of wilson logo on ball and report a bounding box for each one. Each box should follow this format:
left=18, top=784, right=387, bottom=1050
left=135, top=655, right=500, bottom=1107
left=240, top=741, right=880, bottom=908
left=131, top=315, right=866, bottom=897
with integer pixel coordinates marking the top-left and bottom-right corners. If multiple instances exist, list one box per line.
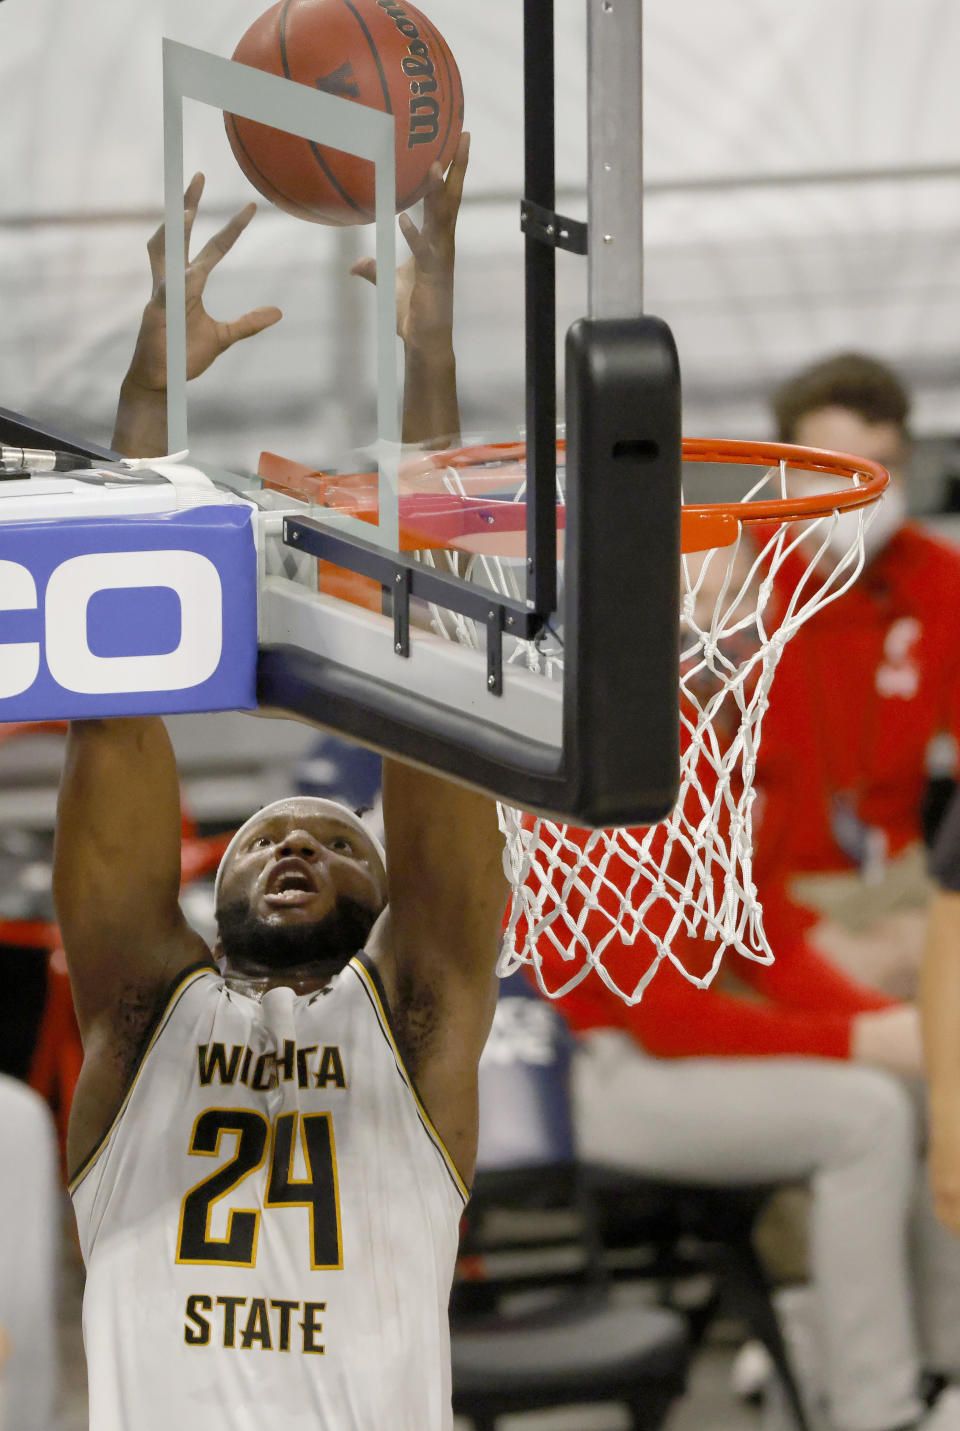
left=225, top=0, right=464, bottom=226
left=376, top=0, right=441, bottom=147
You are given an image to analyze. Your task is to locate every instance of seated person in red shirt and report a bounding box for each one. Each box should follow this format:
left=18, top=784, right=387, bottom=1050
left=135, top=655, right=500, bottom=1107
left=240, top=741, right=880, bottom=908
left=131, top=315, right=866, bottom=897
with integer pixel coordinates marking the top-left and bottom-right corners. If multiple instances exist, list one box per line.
left=752, top=352, right=960, bottom=1000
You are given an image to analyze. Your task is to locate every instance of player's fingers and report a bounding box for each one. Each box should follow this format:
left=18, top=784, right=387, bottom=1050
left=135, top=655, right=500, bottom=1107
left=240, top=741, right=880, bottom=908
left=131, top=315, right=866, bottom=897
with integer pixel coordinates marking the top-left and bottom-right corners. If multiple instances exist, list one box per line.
left=416, top=161, right=446, bottom=227
left=183, top=172, right=205, bottom=256
left=146, top=221, right=166, bottom=286
left=192, top=202, right=258, bottom=277
left=147, top=173, right=205, bottom=284
left=349, top=257, right=378, bottom=285
left=222, top=306, right=283, bottom=348
left=442, top=132, right=470, bottom=213
left=397, top=212, right=424, bottom=259
left=424, top=159, right=446, bottom=198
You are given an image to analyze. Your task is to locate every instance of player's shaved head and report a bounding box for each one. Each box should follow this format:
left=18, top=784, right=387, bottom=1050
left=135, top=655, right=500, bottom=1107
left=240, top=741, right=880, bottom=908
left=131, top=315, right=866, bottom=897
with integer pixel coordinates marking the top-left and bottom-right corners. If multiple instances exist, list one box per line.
left=214, top=797, right=387, bottom=981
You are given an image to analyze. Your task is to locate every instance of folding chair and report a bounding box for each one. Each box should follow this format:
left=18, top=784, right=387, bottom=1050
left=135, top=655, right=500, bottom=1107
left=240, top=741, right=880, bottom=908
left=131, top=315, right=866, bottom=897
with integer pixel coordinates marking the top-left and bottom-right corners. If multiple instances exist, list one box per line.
left=450, top=973, right=690, bottom=1431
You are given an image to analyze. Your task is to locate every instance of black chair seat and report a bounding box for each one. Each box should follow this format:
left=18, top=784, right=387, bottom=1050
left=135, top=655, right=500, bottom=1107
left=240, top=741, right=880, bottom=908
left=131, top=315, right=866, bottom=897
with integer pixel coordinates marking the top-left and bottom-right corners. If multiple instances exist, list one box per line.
left=453, top=1290, right=688, bottom=1396
left=585, top=1167, right=813, bottom=1431
left=587, top=1166, right=775, bottom=1239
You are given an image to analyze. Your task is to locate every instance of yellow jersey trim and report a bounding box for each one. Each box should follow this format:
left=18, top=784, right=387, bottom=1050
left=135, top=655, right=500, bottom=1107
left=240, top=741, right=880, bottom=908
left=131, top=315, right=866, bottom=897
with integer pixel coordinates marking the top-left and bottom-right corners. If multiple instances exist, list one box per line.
left=68, top=964, right=215, bottom=1196
left=349, top=954, right=469, bottom=1204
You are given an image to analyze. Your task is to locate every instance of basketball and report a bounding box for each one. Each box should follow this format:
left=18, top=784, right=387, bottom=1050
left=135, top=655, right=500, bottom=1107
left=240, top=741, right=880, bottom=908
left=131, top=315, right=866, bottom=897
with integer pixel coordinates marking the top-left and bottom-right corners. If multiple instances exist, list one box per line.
left=224, top=0, right=464, bottom=226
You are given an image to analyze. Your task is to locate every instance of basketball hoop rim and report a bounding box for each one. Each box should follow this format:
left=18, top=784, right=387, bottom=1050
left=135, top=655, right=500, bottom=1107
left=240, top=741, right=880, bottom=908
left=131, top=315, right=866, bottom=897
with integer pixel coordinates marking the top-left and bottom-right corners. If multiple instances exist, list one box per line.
left=420, top=436, right=889, bottom=521
left=261, top=437, right=889, bottom=556
left=678, top=438, right=889, bottom=521
left=415, top=436, right=889, bottom=554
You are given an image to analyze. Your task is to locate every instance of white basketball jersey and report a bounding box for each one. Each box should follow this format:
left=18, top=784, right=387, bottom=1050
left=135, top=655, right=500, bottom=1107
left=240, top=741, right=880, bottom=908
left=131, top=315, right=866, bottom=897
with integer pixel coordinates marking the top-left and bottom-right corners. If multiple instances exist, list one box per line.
left=70, top=955, right=467, bottom=1431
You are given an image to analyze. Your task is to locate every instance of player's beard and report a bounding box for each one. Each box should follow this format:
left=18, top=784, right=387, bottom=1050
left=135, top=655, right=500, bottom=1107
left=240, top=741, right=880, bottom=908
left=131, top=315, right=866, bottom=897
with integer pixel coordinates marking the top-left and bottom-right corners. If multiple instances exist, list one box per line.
left=216, top=895, right=377, bottom=977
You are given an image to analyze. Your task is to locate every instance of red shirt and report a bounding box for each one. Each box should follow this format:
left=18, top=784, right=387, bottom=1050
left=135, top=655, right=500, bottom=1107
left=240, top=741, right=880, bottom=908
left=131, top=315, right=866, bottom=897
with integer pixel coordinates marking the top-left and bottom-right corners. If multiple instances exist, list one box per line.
left=753, top=523, right=960, bottom=882
left=531, top=870, right=894, bottom=1060
left=531, top=524, right=960, bottom=1059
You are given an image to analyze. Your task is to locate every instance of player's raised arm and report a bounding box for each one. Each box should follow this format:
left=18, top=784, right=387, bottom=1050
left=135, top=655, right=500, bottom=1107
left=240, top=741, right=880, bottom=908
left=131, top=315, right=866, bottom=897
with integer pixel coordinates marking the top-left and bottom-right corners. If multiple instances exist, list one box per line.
left=368, top=758, right=508, bottom=1184
left=57, top=177, right=282, bottom=1174
left=352, top=132, right=468, bottom=448
left=353, top=134, right=504, bottom=1182
left=54, top=718, right=209, bottom=1043
left=63, top=174, right=283, bottom=1022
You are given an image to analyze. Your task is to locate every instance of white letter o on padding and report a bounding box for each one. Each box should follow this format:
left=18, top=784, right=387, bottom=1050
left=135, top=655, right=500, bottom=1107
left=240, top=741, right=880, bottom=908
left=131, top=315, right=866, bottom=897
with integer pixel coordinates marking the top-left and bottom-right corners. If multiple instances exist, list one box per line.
left=45, top=551, right=223, bottom=694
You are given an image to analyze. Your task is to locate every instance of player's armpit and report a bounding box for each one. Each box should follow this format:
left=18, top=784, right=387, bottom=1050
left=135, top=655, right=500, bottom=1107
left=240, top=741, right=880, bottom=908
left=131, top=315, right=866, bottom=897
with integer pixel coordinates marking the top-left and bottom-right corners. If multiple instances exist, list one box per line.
left=54, top=717, right=210, bottom=1043
left=366, top=757, right=507, bottom=1182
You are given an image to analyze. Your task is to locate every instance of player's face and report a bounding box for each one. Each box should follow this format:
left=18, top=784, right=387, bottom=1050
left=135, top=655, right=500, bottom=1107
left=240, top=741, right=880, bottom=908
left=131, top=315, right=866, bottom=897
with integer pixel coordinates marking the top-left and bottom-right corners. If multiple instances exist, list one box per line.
left=216, top=800, right=387, bottom=974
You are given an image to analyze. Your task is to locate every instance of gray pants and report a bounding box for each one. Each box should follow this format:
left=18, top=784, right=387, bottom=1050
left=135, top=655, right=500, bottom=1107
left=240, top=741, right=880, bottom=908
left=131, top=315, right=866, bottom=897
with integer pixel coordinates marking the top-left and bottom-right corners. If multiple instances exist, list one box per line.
left=574, top=1032, right=960, bottom=1431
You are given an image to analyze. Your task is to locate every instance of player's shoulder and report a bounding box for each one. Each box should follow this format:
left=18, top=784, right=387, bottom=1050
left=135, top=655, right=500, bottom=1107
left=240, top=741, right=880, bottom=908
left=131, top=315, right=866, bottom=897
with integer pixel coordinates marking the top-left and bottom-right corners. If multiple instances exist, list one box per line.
left=149, top=959, right=223, bottom=1021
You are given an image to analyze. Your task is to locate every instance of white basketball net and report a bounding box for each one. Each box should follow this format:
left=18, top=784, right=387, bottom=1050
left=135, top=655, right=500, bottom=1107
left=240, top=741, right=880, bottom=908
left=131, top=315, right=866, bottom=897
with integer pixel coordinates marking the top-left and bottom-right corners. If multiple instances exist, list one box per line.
left=423, top=455, right=880, bottom=1005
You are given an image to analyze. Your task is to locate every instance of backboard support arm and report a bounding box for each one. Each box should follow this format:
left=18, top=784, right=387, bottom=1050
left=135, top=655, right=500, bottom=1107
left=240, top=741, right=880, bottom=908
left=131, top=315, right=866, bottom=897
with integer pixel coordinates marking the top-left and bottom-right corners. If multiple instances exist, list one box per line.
left=588, top=0, right=644, bottom=318
left=523, top=0, right=560, bottom=619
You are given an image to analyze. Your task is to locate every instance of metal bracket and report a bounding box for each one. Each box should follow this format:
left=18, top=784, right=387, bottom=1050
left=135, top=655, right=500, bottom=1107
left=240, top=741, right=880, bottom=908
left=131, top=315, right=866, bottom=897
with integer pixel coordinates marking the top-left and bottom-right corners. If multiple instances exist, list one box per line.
left=485, top=605, right=504, bottom=696
left=391, top=568, right=410, bottom=658
left=520, top=200, right=589, bottom=255
left=283, top=515, right=546, bottom=696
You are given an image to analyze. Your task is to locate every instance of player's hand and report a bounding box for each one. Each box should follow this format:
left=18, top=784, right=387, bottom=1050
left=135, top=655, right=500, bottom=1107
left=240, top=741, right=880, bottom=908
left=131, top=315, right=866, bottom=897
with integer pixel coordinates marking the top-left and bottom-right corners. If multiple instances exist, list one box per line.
left=124, top=172, right=282, bottom=394
left=351, top=132, right=469, bottom=351
left=850, top=1002, right=924, bottom=1077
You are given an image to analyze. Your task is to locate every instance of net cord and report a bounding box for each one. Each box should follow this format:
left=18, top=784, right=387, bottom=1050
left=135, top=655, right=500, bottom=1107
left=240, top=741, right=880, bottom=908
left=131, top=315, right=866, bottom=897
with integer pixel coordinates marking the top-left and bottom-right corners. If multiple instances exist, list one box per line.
left=421, top=456, right=880, bottom=1005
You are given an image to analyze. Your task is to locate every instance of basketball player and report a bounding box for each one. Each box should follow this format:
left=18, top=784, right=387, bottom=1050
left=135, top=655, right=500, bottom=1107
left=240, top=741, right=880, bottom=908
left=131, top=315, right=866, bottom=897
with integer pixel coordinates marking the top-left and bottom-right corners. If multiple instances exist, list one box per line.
left=62, top=140, right=502, bottom=1431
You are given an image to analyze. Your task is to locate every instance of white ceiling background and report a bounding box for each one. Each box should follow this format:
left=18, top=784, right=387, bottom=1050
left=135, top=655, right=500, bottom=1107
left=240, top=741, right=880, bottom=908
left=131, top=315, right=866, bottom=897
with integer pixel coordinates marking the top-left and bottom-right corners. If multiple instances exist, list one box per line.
left=2, top=0, right=960, bottom=473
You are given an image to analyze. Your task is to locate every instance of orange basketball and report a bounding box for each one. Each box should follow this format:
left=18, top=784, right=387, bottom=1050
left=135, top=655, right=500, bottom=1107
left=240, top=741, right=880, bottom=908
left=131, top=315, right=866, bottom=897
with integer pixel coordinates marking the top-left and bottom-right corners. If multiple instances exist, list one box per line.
left=225, top=0, right=463, bottom=226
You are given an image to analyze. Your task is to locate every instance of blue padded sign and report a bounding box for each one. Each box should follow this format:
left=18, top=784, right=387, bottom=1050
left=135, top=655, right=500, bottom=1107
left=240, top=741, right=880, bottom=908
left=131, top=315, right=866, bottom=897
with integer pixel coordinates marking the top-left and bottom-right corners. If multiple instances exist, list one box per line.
left=0, top=505, right=257, bottom=720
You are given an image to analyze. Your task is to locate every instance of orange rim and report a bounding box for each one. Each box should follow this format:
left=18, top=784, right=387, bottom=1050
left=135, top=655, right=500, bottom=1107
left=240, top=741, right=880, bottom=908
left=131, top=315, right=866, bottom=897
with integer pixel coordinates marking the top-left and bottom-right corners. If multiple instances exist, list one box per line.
left=678, top=438, right=889, bottom=552
left=259, top=438, right=889, bottom=557
left=679, top=438, right=889, bottom=517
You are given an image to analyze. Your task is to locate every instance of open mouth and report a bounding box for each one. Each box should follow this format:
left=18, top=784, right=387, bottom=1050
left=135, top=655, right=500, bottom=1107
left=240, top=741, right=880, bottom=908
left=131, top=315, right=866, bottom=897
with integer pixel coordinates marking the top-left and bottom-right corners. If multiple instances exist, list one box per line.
left=264, top=860, right=319, bottom=908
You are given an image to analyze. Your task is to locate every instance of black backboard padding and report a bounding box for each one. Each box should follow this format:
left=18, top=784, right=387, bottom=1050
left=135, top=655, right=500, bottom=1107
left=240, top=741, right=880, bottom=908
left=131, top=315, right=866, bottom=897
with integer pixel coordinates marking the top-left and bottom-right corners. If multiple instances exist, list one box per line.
left=257, top=643, right=676, bottom=826
left=562, top=316, right=682, bottom=824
